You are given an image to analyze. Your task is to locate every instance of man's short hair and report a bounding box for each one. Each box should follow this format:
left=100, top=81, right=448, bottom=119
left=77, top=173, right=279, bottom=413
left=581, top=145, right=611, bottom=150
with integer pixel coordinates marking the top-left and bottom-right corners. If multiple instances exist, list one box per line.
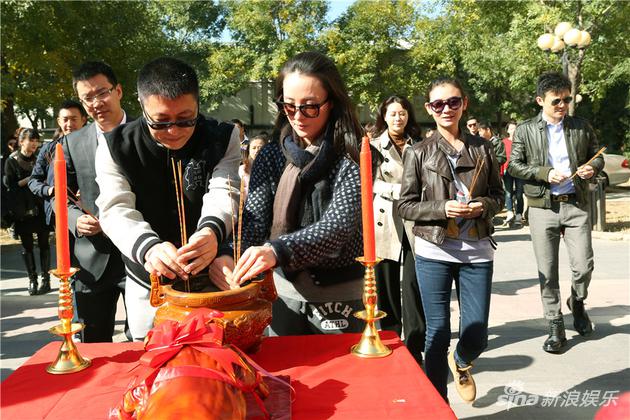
left=505, top=119, right=518, bottom=128
left=466, top=115, right=477, bottom=122
left=59, top=99, right=87, bottom=118
left=72, top=61, right=118, bottom=93
left=536, top=72, right=571, bottom=98
left=137, top=57, right=199, bottom=103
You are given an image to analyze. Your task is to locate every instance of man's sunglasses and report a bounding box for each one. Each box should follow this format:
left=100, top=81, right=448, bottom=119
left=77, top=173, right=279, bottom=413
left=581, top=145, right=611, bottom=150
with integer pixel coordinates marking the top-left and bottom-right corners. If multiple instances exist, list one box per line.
left=550, top=96, right=572, bottom=106
left=427, top=96, right=463, bottom=113
left=141, top=105, right=198, bottom=130
left=276, top=98, right=329, bottom=118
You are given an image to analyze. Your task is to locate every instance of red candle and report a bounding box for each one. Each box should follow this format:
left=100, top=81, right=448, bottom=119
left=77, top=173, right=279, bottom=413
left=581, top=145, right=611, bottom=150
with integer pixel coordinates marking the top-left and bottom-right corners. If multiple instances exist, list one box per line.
left=360, top=136, right=376, bottom=262
left=53, top=143, right=71, bottom=274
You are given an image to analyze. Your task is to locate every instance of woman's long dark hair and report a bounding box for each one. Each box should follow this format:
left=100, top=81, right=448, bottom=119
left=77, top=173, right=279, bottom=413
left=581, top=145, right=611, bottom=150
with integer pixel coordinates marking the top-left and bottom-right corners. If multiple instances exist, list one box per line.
left=374, top=95, right=421, bottom=141
left=273, top=51, right=362, bottom=163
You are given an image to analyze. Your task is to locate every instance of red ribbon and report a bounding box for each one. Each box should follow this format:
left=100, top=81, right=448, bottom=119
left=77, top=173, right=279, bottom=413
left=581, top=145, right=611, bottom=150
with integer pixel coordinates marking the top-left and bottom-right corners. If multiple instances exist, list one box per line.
left=115, top=308, right=285, bottom=419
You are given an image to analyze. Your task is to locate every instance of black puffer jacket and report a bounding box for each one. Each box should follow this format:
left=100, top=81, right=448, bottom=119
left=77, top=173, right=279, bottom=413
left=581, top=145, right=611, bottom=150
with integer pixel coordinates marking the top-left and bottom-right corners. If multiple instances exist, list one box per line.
left=397, top=131, right=504, bottom=245
left=507, top=113, right=603, bottom=209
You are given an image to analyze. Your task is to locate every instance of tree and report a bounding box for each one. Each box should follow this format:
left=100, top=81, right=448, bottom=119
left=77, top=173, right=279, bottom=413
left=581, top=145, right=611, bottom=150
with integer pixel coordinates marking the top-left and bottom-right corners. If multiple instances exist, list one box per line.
left=323, top=0, right=419, bottom=112
left=201, top=0, right=328, bottom=109
left=1, top=1, right=168, bottom=137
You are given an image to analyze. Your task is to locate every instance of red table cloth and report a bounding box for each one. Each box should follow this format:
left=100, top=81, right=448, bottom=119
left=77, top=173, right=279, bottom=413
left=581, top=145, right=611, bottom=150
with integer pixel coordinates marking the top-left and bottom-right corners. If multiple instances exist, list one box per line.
left=1, top=332, right=455, bottom=419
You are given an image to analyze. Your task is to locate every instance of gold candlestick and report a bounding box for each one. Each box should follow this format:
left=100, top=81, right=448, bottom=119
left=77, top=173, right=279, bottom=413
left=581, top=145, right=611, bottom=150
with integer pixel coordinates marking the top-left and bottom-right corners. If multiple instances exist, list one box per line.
left=47, top=267, right=91, bottom=374
left=351, top=257, right=392, bottom=358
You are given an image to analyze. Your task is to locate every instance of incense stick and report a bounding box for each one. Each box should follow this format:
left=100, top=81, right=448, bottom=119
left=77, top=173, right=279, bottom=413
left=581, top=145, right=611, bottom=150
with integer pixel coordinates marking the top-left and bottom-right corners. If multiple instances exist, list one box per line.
left=178, top=160, right=187, bottom=246
left=171, top=158, right=189, bottom=292
left=171, top=159, right=185, bottom=247
left=227, top=175, right=238, bottom=264
left=567, top=146, right=607, bottom=180
left=468, top=156, right=485, bottom=197
left=236, top=176, right=245, bottom=263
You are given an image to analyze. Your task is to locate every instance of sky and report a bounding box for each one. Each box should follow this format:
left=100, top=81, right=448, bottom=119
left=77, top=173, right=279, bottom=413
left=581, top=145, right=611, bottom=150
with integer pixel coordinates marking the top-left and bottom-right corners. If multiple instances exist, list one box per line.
left=326, top=0, right=354, bottom=21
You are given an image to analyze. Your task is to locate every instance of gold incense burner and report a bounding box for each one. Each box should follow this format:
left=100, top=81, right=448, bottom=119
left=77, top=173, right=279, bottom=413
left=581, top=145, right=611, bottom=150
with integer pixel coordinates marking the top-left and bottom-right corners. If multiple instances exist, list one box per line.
left=149, top=272, right=277, bottom=352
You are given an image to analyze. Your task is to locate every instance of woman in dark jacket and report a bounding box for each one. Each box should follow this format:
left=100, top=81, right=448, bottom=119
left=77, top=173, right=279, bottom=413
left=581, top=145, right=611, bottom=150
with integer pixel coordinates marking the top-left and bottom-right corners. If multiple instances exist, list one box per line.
left=4, top=128, right=51, bottom=295
left=397, top=78, right=503, bottom=403
left=209, top=51, right=365, bottom=336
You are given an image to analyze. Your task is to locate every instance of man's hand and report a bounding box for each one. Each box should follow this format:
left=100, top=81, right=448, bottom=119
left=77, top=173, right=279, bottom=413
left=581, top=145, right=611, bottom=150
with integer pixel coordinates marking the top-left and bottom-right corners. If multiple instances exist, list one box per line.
left=144, top=242, right=187, bottom=281
left=76, top=214, right=102, bottom=236
left=576, top=164, right=595, bottom=180
left=176, top=227, right=218, bottom=276
left=231, top=245, right=277, bottom=286
left=208, top=255, right=235, bottom=291
left=47, top=186, right=54, bottom=197
left=547, top=169, right=568, bottom=184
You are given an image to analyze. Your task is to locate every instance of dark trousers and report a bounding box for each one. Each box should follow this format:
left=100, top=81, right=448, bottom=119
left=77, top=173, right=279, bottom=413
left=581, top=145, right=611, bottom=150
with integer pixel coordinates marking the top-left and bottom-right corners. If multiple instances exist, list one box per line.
left=416, top=255, right=493, bottom=401
left=74, top=255, right=128, bottom=343
left=503, top=173, right=524, bottom=215
left=376, top=237, right=425, bottom=363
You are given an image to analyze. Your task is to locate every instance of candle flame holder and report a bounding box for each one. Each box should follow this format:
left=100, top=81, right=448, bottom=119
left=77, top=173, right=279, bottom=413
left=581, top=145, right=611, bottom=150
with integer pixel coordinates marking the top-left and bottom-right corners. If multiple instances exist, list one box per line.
left=46, top=267, right=91, bottom=374
left=351, top=257, right=392, bottom=358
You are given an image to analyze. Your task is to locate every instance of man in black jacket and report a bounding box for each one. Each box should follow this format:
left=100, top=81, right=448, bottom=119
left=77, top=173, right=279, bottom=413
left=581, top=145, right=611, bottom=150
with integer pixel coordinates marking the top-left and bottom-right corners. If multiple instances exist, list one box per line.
left=508, top=72, right=604, bottom=353
left=95, top=57, right=240, bottom=340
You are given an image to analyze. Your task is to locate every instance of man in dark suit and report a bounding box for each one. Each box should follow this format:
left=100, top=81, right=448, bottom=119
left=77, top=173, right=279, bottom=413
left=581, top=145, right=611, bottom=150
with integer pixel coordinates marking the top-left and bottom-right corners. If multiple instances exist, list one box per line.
left=29, top=100, right=87, bottom=295
left=62, top=61, right=130, bottom=342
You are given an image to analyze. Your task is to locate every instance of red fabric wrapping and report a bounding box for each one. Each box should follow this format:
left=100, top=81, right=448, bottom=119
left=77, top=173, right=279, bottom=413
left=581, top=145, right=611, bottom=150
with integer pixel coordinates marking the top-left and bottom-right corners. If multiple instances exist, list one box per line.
left=112, top=308, right=272, bottom=419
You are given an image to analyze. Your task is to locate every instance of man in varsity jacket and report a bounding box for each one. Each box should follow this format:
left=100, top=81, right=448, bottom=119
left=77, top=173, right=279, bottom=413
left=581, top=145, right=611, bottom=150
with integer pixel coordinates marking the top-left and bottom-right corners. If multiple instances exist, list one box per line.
left=95, top=57, right=241, bottom=340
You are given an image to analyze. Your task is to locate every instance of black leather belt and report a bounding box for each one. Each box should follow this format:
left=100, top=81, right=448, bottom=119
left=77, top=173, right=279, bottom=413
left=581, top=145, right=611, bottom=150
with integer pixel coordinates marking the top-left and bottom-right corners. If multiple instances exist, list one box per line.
left=551, top=194, right=576, bottom=202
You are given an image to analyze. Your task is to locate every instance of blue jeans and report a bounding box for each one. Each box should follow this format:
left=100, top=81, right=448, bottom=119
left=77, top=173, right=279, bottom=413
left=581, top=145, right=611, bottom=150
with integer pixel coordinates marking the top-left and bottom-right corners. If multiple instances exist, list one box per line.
left=415, top=255, right=493, bottom=401
left=503, top=173, right=524, bottom=214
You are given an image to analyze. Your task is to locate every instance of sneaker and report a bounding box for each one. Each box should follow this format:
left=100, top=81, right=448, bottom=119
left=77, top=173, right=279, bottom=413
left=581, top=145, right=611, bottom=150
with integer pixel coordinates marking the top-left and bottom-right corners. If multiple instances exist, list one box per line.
left=448, top=351, right=476, bottom=403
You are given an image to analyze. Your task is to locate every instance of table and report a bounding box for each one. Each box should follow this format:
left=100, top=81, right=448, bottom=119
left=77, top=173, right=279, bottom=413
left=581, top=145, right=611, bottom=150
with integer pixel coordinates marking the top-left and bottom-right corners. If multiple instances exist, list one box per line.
left=1, top=332, right=455, bottom=419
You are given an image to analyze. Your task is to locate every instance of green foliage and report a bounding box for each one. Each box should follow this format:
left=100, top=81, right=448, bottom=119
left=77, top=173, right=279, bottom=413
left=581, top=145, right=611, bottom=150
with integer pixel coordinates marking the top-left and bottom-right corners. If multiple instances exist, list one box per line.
left=323, top=0, right=420, bottom=110
left=201, top=0, right=328, bottom=109
left=1, top=0, right=168, bottom=126
left=2, top=0, right=628, bottom=148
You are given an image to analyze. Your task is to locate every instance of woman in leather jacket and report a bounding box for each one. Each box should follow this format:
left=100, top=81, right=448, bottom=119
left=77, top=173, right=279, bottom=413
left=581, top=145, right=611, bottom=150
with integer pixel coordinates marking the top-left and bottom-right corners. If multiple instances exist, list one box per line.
left=397, top=78, right=503, bottom=403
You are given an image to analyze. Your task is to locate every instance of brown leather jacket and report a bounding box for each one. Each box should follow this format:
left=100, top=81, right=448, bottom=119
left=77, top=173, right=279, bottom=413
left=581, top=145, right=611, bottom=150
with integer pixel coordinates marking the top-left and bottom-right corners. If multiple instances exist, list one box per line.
left=396, top=131, right=504, bottom=245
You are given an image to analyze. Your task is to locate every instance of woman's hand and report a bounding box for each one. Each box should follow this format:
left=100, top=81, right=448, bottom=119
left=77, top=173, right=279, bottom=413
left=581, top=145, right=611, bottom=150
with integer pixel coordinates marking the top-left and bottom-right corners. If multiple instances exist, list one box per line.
left=231, top=245, right=277, bottom=286
left=208, top=255, right=235, bottom=291
left=463, top=201, right=484, bottom=219
left=445, top=200, right=472, bottom=218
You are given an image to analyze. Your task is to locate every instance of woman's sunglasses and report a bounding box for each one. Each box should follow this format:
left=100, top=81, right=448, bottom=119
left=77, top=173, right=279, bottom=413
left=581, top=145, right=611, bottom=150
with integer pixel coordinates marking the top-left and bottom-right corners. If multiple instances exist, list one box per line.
left=276, top=98, right=328, bottom=118
left=550, top=96, right=572, bottom=106
left=427, top=96, right=463, bottom=113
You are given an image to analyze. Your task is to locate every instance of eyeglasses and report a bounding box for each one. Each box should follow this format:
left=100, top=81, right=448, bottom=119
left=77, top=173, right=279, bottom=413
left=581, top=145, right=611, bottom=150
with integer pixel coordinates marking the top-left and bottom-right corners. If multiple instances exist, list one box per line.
left=427, top=96, right=463, bottom=114
left=80, top=87, right=114, bottom=106
left=550, top=96, right=572, bottom=106
left=276, top=98, right=329, bottom=118
left=467, top=122, right=478, bottom=128
left=141, top=105, right=198, bottom=130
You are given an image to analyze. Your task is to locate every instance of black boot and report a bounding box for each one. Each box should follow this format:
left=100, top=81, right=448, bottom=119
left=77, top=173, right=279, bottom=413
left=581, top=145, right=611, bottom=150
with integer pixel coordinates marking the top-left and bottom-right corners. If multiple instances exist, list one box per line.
left=567, top=296, right=593, bottom=336
left=21, top=251, right=38, bottom=296
left=543, top=318, right=567, bottom=353
left=38, top=248, right=51, bottom=294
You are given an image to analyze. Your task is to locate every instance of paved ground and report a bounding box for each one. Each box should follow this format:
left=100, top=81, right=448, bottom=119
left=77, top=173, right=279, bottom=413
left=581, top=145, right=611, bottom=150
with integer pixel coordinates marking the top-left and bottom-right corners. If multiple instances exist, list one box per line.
left=1, top=196, right=629, bottom=419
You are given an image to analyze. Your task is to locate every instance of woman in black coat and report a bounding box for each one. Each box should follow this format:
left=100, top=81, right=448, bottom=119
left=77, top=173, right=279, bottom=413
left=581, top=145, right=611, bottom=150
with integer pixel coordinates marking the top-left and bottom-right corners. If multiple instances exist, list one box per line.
left=4, top=128, right=51, bottom=295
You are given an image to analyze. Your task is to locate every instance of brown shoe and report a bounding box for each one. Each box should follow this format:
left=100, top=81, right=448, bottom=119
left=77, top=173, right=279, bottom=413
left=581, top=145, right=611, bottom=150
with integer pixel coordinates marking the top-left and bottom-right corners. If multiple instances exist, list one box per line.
left=448, top=351, right=476, bottom=403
